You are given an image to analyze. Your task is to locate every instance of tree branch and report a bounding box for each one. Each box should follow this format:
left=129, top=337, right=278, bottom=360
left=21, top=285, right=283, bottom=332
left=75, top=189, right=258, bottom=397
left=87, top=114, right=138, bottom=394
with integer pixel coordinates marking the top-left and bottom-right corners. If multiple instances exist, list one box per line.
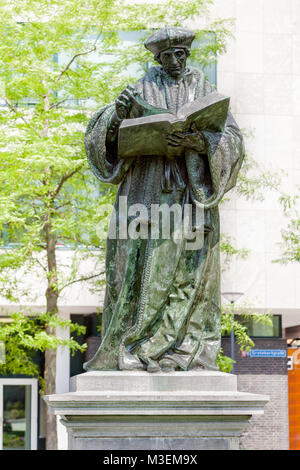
left=32, top=256, right=48, bottom=273
left=53, top=201, right=72, bottom=211
left=40, top=83, right=50, bottom=137
left=56, top=46, right=96, bottom=81
left=51, top=165, right=83, bottom=200
left=49, top=98, right=69, bottom=110
left=59, top=272, right=104, bottom=293
left=3, top=97, right=39, bottom=135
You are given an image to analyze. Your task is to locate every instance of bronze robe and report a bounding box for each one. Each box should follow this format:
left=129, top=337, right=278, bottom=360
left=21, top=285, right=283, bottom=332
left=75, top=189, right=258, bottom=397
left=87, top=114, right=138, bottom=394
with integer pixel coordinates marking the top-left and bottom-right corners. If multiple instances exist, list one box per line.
left=84, top=66, right=244, bottom=371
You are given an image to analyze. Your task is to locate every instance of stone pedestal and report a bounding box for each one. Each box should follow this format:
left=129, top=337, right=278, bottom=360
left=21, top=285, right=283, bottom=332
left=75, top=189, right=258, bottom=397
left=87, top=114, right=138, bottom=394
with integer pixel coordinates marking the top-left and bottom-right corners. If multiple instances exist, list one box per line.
left=45, top=371, right=269, bottom=450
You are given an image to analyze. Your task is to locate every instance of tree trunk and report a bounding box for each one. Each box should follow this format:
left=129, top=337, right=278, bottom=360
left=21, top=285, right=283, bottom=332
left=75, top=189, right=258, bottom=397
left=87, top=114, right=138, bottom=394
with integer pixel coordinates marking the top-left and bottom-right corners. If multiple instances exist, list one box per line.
left=44, top=328, right=57, bottom=450
left=44, top=217, right=59, bottom=450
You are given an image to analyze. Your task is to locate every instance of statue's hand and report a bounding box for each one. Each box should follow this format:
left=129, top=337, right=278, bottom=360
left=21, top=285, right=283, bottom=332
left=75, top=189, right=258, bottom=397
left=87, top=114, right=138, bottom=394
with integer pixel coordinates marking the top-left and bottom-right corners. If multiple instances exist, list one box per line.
left=115, top=87, right=135, bottom=120
left=166, top=131, right=206, bottom=153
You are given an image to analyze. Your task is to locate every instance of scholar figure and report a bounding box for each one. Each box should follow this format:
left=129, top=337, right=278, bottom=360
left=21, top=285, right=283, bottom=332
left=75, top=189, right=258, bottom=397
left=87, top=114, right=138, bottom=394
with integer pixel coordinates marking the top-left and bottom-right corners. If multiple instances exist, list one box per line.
left=84, top=27, right=245, bottom=372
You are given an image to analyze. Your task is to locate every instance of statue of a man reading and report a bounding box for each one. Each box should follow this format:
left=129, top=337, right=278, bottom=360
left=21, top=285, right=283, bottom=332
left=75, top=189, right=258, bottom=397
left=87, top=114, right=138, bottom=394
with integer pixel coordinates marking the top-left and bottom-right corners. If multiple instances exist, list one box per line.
left=84, top=27, right=244, bottom=372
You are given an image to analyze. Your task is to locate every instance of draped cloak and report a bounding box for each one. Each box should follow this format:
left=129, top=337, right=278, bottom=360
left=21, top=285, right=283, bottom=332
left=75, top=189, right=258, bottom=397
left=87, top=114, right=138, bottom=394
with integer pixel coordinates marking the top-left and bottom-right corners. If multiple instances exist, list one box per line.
left=84, top=66, right=245, bottom=372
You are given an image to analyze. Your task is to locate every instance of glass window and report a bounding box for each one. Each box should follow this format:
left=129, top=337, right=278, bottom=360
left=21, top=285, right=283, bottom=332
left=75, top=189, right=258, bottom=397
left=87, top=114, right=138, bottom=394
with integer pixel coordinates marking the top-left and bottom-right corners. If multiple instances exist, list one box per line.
left=0, top=379, right=38, bottom=450
left=3, top=385, right=31, bottom=450
left=234, top=314, right=282, bottom=338
left=190, top=31, right=217, bottom=86
left=1, top=29, right=217, bottom=247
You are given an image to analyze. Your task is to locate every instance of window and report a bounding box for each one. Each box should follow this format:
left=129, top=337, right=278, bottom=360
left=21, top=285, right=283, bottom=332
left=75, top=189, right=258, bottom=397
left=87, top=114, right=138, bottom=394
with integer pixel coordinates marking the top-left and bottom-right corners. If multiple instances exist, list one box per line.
left=1, top=29, right=217, bottom=247
left=70, top=313, right=101, bottom=377
left=234, top=314, right=282, bottom=338
left=0, top=378, right=38, bottom=450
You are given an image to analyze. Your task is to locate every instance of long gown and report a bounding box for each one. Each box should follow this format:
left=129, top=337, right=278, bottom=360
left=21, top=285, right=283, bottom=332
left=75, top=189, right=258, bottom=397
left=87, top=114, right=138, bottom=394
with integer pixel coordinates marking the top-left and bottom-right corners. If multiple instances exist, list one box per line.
left=84, top=65, right=245, bottom=372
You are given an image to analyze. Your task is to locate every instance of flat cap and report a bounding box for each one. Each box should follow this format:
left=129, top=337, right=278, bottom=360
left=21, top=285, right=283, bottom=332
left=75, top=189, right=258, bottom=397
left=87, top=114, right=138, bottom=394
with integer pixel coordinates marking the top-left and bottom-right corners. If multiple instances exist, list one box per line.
left=144, top=26, right=195, bottom=56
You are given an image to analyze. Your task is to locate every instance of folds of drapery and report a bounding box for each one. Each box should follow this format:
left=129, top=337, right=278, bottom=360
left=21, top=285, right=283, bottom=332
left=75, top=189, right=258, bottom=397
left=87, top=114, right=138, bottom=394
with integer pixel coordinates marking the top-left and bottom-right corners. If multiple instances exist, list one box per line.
left=85, top=103, right=134, bottom=185
left=185, top=112, right=245, bottom=210
left=85, top=67, right=245, bottom=210
left=83, top=66, right=245, bottom=371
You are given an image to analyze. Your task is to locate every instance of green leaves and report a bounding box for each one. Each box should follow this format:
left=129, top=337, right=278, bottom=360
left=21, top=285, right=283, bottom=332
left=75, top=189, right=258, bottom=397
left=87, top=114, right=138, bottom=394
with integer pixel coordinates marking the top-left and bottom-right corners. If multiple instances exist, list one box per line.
left=235, top=153, right=283, bottom=202
left=217, top=349, right=235, bottom=374
left=218, top=307, right=274, bottom=373
left=0, top=312, right=87, bottom=378
left=220, top=233, right=249, bottom=268
left=275, top=189, right=300, bottom=264
left=0, top=0, right=236, bottom=377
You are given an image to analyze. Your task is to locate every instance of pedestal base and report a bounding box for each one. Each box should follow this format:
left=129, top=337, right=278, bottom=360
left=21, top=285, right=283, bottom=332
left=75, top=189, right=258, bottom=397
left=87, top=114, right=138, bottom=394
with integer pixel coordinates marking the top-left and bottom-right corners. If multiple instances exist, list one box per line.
left=45, top=371, right=269, bottom=450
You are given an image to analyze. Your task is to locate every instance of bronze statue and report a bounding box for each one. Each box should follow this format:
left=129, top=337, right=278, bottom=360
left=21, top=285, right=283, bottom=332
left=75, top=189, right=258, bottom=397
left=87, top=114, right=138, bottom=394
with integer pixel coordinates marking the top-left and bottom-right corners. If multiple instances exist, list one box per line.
left=84, top=27, right=244, bottom=372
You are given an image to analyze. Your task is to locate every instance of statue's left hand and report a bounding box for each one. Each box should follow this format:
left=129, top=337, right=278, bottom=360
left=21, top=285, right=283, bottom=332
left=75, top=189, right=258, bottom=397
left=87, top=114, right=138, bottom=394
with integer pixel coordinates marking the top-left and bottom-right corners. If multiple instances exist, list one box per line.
left=166, top=131, right=206, bottom=153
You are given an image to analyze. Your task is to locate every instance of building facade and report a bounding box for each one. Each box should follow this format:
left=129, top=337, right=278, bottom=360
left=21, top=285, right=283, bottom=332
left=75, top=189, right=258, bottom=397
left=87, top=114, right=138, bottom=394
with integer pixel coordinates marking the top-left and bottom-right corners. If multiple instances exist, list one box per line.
left=1, top=0, right=300, bottom=450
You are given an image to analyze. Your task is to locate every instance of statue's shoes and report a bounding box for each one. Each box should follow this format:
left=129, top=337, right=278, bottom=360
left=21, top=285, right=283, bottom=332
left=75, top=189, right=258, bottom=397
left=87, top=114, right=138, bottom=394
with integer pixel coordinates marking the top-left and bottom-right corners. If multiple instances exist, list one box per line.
left=139, top=355, right=161, bottom=373
left=147, top=360, right=161, bottom=373
left=159, top=357, right=177, bottom=372
left=119, top=349, right=144, bottom=371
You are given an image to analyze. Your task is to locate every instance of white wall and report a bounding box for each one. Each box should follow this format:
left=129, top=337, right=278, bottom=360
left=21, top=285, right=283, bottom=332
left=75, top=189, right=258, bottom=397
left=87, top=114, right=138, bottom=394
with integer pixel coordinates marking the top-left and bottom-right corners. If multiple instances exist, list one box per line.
left=1, top=1, right=298, bottom=322
left=2, top=0, right=299, bottom=450
left=0, top=250, right=104, bottom=311
left=1, top=0, right=299, bottom=378
left=55, top=310, right=70, bottom=450
left=210, top=0, right=300, bottom=323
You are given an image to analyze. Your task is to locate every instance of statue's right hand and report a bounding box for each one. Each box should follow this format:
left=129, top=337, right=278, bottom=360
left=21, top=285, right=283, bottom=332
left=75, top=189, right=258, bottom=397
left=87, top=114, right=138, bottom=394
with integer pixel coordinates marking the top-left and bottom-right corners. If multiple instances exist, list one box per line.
left=115, top=87, right=135, bottom=120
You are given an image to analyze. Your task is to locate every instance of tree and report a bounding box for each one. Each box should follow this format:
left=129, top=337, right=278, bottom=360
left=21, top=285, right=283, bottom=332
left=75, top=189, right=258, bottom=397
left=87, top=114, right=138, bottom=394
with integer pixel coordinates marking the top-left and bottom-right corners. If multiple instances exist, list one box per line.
left=275, top=191, right=300, bottom=263
left=0, top=312, right=87, bottom=379
left=220, top=148, right=283, bottom=266
left=0, top=0, right=235, bottom=449
left=218, top=306, right=273, bottom=373
left=218, top=137, right=283, bottom=371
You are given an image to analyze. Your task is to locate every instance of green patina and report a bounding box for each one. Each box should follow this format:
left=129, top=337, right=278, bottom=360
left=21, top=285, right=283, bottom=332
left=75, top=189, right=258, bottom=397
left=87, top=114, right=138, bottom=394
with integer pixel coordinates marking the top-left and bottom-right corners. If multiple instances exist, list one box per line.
left=84, top=27, right=245, bottom=373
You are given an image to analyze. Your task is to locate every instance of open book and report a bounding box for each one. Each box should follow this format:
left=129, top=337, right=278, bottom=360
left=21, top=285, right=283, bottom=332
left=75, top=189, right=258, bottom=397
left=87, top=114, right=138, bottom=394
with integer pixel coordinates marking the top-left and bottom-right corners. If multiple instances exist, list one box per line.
left=118, top=91, right=230, bottom=158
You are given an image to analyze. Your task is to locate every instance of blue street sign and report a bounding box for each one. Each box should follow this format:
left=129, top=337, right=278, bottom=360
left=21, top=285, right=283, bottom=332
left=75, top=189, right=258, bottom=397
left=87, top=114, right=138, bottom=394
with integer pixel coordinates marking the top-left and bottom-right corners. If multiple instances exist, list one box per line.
left=246, top=349, right=286, bottom=358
